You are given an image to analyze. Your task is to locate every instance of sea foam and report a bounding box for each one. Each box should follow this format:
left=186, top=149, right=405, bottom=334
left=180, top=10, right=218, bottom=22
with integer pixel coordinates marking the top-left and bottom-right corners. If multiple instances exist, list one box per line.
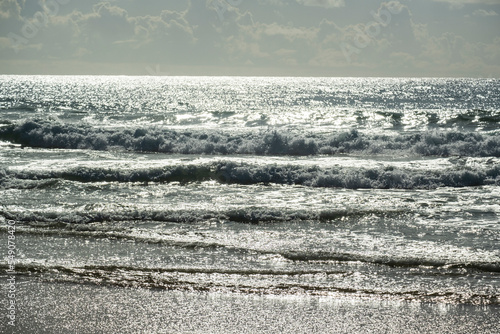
left=1, top=161, right=499, bottom=190
left=1, top=119, right=500, bottom=157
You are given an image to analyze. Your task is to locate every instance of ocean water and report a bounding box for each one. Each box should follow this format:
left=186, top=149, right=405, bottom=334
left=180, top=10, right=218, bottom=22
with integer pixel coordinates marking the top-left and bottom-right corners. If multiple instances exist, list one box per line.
left=0, top=76, right=499, bottom=319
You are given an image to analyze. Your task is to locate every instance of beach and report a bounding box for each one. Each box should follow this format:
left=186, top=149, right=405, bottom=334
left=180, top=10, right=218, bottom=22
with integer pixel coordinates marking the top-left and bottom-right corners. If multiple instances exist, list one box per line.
left=5, top=278, right=500, bottom=334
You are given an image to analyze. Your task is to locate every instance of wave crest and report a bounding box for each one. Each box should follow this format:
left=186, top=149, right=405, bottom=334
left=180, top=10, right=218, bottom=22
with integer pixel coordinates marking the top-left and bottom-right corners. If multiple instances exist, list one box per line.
left=1, top=119, right=500, bottom=157
left=1, top=161, right=499, bottom=189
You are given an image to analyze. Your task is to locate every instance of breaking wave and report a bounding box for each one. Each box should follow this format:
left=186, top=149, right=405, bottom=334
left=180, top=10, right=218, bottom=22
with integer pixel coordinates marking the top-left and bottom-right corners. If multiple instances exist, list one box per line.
left=1, top=119, right=500, bottom=157
left=1, top=161, right=499, bottom=190
left=0, top=206, right=405, bottom=226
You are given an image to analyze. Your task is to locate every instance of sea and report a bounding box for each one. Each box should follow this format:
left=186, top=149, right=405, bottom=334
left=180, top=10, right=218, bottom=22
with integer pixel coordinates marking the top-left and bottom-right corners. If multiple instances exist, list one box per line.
left=0, top=76, right=499, bottom=332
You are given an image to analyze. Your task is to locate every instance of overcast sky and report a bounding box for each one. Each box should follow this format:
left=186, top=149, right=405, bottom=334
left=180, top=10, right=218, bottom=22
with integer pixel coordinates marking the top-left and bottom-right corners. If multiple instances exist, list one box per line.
left=0, top=0, right=499, bottom=76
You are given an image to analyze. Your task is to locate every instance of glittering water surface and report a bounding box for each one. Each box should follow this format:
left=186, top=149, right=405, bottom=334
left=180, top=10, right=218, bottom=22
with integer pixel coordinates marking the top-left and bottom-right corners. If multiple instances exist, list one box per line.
left=0, top=76, right=499, bottom=310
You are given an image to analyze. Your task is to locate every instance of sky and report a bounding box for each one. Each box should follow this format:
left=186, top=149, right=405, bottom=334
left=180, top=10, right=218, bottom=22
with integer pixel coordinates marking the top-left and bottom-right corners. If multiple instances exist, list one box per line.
left=0, top=0, right=499, bottom=77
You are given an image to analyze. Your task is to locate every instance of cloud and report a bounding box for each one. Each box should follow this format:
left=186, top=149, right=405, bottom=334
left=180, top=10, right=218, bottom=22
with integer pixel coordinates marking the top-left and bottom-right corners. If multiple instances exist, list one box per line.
left=473, top=9, right=498, bottom=15
left=432, top=0, right=500, bottom=4
left=296, top=0, right=345, bottom=8
left=0, top=0, right=23, bottom=19
left=258, top=0, right=286, bottom=5
left=432, top=0, right=500, bottom=10
left=0, top=0, right=499, bottom=76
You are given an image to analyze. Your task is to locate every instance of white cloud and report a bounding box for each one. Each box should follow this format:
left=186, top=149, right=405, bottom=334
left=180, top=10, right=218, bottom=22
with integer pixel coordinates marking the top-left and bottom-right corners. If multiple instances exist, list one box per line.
left=473, top=9, right=498, bottom=15
left=432, top=0, right=500, bottom=4
left=0, top=0, right=23, bottom=19
left=432, top=0, right=500, bottom=10
left=296, top=0, right=345, bottom=8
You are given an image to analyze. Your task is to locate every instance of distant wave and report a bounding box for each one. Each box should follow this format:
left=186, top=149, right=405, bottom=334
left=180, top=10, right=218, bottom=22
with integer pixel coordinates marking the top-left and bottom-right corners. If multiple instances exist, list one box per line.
left=1, top=161, right=499, bottom=190
left=1, top=119, right=500, bottom=157
left=448, top=109, right=500, bottom=124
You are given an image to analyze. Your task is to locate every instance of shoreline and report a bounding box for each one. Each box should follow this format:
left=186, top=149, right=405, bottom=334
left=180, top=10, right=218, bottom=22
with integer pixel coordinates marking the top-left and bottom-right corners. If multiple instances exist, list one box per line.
left=2, top=278, right=499, bottom=334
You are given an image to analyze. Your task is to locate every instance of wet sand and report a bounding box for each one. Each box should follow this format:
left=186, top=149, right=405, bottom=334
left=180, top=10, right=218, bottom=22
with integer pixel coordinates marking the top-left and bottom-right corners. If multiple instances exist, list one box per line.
left=2, top=278, right=499, bottom=334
